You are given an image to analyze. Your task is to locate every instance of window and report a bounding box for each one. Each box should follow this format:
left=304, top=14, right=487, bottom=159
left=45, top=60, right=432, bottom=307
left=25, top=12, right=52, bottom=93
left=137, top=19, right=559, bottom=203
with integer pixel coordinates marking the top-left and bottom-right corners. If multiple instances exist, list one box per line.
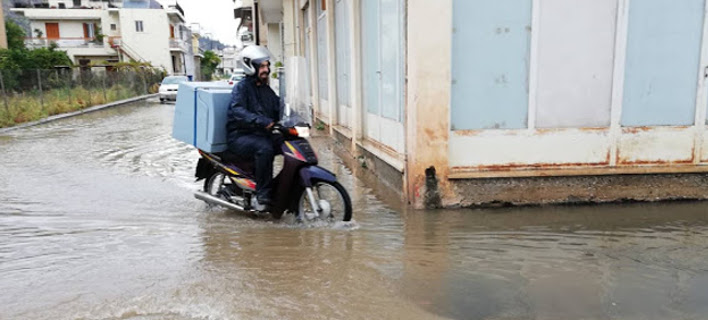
left=73, top=0, right=81, bottom=7
left=135, top=20, right=144, bottom=32
left=58, top=3, right=66, bottom=8
left=110, top=24, right=116, bottom=31
left=83, top=23, right=96, bottom=38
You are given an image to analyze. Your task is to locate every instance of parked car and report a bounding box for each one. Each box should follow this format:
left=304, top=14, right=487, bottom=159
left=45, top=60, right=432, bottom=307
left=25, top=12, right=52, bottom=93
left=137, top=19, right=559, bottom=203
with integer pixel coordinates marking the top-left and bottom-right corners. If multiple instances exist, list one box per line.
left=228, top=70, right=246, bottom=86
left=159, top=76, right=189, bottom=103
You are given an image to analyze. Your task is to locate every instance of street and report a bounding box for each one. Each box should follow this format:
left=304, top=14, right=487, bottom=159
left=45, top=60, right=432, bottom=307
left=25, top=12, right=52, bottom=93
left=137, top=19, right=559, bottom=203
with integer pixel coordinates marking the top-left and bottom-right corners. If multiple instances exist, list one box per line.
left=2, top=99, right=708, bottom=319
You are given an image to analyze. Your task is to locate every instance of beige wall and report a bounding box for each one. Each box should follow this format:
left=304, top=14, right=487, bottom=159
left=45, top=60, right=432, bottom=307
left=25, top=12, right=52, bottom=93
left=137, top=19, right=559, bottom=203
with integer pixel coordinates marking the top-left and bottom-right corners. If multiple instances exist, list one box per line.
left=405, top=0, right=455, bottom=208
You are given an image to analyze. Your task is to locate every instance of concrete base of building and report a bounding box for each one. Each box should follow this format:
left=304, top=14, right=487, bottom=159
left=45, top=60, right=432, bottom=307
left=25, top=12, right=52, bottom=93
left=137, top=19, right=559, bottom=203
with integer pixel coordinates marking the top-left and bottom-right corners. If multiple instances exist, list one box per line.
left=451, top=173, right=708, bottom=208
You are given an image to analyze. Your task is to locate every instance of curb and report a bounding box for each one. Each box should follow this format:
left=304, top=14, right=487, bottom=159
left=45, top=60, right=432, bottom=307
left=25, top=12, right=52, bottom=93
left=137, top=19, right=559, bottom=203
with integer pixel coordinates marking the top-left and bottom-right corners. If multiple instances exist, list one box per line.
left=0, top=93, right=158, bottom=134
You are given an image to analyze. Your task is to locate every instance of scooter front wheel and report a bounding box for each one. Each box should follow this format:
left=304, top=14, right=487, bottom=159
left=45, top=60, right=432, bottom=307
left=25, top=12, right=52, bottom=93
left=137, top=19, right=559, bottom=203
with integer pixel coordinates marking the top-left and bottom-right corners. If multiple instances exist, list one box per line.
left=297, top=180, right=352, bottom=222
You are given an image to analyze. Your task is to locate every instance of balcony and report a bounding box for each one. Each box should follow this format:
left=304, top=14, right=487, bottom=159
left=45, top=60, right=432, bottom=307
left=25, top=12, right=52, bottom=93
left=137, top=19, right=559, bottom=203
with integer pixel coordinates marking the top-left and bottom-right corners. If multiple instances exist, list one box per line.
left=14, top=0, right=120, bottom=9
left=12, top=0, right=48, bottom=8
left=258, top=0, right=283, bottom=23
left=25, top=37, right=107, bottom=49
left=171, top=2, right=184, bottom=17
left=169, top=38, right=189, bottom=52
left=166, top=2, right=186, bottom=23
left=10, top=8, right=103, bottom=20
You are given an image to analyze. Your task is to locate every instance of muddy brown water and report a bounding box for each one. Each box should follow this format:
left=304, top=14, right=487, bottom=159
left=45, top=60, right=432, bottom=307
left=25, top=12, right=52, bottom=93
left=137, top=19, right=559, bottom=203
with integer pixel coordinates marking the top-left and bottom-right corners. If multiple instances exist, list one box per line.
left=2, top=100, right=708, bottom=320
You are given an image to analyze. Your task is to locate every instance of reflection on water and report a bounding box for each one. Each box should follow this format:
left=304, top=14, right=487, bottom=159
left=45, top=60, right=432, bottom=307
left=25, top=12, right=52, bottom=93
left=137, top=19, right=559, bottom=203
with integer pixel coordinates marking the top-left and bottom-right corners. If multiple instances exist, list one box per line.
left=1, top=100, right=708, bottom=319
left=397, top=204, right=708, bottom=320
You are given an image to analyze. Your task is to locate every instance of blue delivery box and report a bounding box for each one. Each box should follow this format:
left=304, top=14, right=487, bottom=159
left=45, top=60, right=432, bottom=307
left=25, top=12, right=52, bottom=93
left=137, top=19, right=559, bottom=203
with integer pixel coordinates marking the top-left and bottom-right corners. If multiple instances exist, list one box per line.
left=172, top=82, right=233, bottom=153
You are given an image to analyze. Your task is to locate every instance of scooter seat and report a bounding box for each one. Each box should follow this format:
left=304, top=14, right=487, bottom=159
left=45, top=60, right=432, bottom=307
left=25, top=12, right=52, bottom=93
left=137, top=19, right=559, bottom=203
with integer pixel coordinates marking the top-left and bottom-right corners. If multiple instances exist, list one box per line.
left=215, top=151, right=255, bottom=176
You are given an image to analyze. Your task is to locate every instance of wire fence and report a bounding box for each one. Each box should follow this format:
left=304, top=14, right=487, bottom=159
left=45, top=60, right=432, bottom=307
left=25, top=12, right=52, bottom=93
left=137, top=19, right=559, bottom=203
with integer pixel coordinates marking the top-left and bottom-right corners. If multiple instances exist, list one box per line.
left=0, top=68, right=165, bottom=128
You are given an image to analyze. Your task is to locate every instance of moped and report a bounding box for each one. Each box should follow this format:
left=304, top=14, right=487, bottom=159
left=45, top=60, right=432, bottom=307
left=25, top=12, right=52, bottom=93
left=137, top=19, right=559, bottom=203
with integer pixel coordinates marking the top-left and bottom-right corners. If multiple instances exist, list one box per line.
left=193, top=107, right=352, bottom=222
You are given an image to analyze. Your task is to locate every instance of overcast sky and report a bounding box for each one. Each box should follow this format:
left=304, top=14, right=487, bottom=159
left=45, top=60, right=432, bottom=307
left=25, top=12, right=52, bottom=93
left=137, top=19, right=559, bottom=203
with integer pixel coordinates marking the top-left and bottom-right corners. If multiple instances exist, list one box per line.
left=156, top=0, right=242, bottom=46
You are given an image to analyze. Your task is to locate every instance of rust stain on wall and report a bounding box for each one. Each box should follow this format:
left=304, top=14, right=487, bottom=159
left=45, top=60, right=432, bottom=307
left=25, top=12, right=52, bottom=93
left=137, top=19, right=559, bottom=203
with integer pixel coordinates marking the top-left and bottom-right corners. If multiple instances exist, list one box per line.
left=453, top=129, right=483, bottom=137
left=622, top=126, right=690, bottom=134
left=617, top=146, right=695, bottom=165
left=452, top=161, right=611, bottom=172
left=424, top=128, right=437, bottom=140
left=618, top=160, right=694, bottom=166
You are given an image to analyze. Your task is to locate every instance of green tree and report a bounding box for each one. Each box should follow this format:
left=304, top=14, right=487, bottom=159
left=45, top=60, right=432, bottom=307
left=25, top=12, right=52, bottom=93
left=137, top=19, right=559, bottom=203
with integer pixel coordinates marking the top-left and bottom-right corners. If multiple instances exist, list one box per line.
left=201, top=50, right=221, bottom=81
left=27, top=47, right=72, bottom=69
left=6, top=21, right=26, bottom=51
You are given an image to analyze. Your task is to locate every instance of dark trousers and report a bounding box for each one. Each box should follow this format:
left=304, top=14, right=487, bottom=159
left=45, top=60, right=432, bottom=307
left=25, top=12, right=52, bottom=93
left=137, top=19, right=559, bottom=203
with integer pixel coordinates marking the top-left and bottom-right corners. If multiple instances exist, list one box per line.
left=227, top=133, right=282, bottom=202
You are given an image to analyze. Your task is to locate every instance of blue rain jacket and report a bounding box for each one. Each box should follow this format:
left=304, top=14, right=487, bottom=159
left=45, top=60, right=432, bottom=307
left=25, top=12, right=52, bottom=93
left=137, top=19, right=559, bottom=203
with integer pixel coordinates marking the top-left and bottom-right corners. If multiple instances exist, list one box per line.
left=226, top=77, right=281, bottom=139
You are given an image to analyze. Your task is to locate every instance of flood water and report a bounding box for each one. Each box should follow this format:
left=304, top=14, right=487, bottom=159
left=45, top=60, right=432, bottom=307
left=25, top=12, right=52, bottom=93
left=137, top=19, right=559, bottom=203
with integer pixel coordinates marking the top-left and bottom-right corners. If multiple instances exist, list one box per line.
left=2, top=100, right=708, bottom=319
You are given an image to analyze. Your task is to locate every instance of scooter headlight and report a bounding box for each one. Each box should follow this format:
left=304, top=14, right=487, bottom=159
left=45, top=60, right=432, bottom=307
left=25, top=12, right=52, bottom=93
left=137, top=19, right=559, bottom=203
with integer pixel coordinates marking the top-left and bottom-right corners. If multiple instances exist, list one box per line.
left=295, top=126, right=310, bottom=138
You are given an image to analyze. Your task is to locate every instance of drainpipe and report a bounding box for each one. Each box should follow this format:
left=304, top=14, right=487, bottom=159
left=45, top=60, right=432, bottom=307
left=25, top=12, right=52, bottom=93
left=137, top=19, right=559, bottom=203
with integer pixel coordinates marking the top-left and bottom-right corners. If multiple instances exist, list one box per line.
left=254, top=1, right=260, bottom=45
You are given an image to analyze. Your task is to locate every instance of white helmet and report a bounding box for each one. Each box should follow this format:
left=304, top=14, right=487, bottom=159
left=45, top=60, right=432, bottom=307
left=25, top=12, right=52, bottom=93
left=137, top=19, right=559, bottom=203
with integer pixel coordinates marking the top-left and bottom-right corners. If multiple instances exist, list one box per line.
left=239, top=45, right=272, bottom=76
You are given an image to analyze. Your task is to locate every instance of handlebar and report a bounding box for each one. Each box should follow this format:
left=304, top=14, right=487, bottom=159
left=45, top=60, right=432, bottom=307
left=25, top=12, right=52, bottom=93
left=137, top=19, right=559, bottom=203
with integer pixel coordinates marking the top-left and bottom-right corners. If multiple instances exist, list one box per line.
left=271, top=123, right=311, bottom=138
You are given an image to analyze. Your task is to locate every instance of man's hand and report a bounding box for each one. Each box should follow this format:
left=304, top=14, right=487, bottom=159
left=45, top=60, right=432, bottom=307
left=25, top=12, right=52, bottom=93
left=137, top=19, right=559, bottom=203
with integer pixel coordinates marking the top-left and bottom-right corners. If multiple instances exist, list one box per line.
left=265, top=122, right=275, bottom=130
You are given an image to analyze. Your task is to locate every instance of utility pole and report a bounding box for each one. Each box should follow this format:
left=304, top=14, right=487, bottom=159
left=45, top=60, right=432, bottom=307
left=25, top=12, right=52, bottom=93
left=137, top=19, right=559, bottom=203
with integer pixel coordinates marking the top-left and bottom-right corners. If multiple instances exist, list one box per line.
left=0, top=4, right=7, bottom=49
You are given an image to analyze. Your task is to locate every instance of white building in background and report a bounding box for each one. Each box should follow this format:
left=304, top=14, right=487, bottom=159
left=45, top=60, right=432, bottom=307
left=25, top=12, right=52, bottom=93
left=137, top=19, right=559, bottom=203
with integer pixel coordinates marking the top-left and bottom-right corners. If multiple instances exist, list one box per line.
left=10, top=0, right=197, bottom=78
left=190, top=25, right=204, bottom=81
left=220, top=46, right=239, bottom=75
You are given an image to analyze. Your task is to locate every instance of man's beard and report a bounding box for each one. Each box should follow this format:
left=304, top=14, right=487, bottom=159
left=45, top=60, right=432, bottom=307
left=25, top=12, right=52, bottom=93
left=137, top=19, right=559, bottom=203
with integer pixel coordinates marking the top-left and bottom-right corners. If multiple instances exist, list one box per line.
left=259, top=72, right=269, bottom=83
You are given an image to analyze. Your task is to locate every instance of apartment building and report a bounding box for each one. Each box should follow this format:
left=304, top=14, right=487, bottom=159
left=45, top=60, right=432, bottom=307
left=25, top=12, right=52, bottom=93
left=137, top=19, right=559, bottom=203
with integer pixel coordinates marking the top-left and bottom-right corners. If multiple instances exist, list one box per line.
left=11, top=0, right=197, bottom=77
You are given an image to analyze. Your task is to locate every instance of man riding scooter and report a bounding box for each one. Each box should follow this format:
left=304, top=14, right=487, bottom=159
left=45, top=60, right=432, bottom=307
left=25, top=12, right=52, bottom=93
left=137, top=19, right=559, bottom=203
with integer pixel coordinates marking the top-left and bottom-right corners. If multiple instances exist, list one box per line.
left=226, top=45, right=281, bottom=211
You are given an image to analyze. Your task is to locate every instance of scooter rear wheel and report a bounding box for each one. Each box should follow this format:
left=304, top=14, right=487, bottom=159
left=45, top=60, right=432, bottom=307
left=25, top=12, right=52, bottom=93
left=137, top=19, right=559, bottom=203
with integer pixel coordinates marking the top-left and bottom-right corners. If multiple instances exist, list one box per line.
left=297, top=180, right=352, bottom=222
left=204, top=172, right=230, bottom=197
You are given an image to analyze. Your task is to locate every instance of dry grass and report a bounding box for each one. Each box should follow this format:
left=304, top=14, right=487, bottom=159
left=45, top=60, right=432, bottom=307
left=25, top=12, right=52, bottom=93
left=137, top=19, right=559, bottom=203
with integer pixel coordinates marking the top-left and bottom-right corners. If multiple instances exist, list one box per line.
left=0, top=85, right=142, bottom=128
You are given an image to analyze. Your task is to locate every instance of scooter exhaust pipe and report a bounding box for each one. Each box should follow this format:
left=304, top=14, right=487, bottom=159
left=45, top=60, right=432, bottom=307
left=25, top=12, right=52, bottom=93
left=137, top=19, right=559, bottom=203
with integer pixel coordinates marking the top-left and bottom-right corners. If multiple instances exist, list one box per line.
left=194, top=191, right=246, bottom=211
